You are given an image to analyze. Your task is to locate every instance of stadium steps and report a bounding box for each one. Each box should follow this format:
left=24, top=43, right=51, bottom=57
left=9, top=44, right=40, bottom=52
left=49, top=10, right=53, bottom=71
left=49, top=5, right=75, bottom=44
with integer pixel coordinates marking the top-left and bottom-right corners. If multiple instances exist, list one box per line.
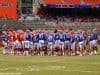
left=0, top=19, right=100, bottom=30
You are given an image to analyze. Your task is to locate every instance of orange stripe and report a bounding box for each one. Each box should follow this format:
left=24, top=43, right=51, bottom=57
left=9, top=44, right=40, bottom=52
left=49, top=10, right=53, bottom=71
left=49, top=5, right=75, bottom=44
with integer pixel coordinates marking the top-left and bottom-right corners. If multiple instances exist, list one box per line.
left=0, top=0, right=17, bottom=20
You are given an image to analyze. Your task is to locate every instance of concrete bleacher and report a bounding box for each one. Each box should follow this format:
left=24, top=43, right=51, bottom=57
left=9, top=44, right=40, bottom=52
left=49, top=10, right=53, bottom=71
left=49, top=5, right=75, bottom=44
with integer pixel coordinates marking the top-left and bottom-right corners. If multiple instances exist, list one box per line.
left=0, top=18, right=100, bottom=31
left=63, top=22, right=100, bottom=30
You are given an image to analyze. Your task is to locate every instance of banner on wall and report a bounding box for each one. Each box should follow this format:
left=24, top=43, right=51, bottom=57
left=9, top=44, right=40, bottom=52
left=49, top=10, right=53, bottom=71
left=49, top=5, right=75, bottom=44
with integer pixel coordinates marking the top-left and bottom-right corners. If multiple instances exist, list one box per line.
left=44, top=0, right=100, bottom=8
left=0, top=0, right=17, bottom=20
left=44, top=0, right=80, bottom=4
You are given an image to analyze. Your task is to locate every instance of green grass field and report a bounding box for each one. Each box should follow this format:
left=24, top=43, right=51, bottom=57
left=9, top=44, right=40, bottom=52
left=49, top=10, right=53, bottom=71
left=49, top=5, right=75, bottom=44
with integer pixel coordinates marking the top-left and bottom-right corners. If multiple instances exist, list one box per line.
left=0, top=47, right=100, bottom=75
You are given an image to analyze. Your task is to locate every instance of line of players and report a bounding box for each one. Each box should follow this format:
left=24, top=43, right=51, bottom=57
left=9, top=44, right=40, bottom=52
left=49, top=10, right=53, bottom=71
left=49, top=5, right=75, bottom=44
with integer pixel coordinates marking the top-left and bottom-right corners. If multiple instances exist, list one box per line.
left=1, top=28, right=98, bottom=56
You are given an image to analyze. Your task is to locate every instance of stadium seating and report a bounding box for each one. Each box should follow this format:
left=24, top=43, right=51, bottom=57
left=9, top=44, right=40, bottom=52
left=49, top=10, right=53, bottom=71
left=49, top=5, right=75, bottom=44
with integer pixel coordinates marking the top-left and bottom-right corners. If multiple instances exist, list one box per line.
left=0, top=20, right=99, bottom=30
left=0, top=17, right=100, bottom=31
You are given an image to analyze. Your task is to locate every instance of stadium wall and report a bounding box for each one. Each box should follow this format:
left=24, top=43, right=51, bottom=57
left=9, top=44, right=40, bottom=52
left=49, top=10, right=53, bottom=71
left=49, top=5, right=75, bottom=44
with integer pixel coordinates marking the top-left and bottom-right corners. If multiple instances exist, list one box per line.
left=0, top=0, right=17, bottom=20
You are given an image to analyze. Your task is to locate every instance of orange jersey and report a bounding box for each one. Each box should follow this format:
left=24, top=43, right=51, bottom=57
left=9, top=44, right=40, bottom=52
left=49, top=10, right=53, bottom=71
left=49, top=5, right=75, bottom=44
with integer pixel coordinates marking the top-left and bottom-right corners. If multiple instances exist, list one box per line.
left=13, top=33, right=18, bottom=42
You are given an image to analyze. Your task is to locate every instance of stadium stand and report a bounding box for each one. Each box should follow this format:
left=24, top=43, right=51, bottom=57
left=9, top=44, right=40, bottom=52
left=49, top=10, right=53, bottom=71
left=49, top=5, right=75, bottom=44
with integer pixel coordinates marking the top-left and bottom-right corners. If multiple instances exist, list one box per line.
left=0, top=0, right=100, bottom=31
left=0, top=17, right=100, bottom=31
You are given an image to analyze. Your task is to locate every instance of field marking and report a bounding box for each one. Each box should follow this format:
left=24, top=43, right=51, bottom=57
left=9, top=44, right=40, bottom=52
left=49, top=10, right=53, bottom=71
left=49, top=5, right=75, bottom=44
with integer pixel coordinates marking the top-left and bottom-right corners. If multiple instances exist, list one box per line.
left=64, top=70, right=100, bottom=73
left=0, top=65, right=100, bottom=74
left=59, top=62, right=100, bottom=65
left=0, top=67, right=100, bottom=73
left=0, top=68, right=8, bottom=71
left=0, top=65, right=66, bottom=71
left=0, top=72, right=21, bottom=75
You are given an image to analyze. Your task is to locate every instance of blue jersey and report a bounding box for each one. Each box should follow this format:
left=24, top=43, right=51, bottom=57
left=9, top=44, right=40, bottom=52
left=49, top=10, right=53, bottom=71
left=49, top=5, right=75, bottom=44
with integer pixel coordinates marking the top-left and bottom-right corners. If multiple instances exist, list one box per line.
left=93, top=32, right=98, bottom=40
left=71, top=33, right=77, bottom=43
left=33, top=34, right=39, bottom=43
left=25, top=32, right=31, bottom=41
left=59, top=33, right=65, bottom=42
left=53, top=33, right=60, bottom=41
left=65, top=33, right=71, bottom=41
left=43, top=33, right=47, bottom=41
left=47, top=34, right=54, bottom=42
left=1, top=34, right=8, bottom=41
left=38, top=33, right=44, bottom=40
left=77, top=34, right=84, bottom=42
left=88, top=33, right=95, bottom=41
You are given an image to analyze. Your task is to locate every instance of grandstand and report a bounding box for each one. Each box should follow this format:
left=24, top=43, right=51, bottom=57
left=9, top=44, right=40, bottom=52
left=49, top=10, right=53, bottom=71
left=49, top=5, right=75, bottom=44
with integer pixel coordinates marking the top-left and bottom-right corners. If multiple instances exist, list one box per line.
left=0, top=0, right=100, bottom=31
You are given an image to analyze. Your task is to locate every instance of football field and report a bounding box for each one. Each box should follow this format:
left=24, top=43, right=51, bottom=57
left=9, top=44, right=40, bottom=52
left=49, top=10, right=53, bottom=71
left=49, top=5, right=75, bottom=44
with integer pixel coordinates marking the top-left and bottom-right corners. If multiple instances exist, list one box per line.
left=0, top=47, right=100, bottom=75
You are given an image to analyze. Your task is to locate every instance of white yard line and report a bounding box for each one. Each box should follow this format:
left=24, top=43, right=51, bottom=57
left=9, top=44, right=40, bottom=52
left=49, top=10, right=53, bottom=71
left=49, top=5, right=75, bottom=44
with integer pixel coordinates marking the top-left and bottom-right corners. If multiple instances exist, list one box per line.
left=0, top=65, right=100, bottom=73
left=59, top=62, right=100, bottom=65
left=63, top=70, right=100, bottom=73
left=0, top=72, right=22, bottom=75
